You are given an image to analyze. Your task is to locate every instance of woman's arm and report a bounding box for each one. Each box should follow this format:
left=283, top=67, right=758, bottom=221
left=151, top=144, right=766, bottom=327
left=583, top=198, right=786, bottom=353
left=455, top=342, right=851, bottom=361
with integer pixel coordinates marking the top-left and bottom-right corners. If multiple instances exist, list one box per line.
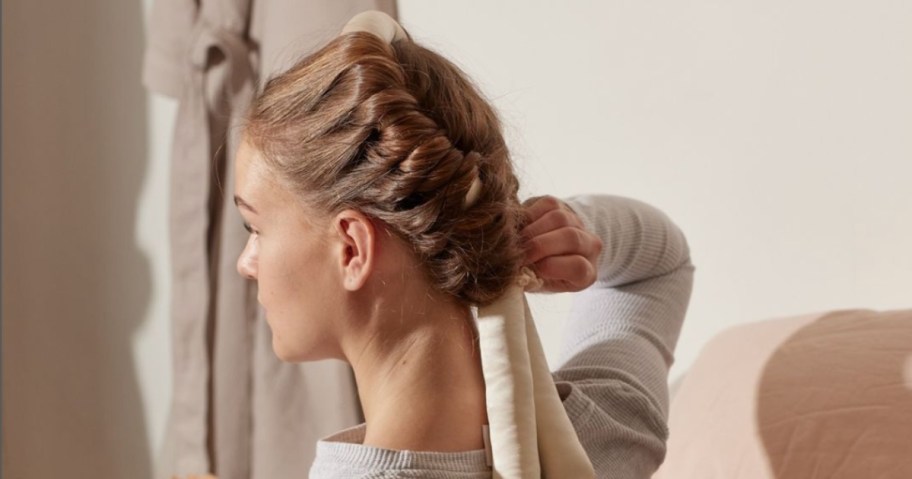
left=552, top=194, right=695, bottom=477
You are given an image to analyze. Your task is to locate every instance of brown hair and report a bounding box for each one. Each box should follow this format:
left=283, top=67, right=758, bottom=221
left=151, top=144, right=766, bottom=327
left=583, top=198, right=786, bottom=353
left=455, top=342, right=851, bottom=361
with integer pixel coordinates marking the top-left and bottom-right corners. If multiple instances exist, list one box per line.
left=244, top=31, right=526, bottom=307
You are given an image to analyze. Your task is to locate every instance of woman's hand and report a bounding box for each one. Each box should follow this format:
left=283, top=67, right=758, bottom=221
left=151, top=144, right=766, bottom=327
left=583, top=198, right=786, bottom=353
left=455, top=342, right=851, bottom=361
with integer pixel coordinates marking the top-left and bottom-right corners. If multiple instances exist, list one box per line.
left=520, top=195, right=603, bottom=293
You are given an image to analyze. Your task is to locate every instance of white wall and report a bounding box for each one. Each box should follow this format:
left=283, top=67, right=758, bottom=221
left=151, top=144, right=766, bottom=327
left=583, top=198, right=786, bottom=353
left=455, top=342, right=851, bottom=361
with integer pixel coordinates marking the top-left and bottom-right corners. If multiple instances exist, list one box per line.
left=3, top=1, right=909, bottom=477
left=396, top=0, right=912, bottom=383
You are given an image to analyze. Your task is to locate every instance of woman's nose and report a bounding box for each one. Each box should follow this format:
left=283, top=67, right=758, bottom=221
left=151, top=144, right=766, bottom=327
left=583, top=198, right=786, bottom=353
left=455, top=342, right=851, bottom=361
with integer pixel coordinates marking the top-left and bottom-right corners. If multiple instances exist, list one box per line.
left=237, top=240, right=257, bottom=280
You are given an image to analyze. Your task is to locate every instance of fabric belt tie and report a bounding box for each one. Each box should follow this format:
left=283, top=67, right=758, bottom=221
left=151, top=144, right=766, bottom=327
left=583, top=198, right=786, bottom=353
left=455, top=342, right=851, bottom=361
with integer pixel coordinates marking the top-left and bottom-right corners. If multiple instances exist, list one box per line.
left=168, top=19, right=255, bottom=474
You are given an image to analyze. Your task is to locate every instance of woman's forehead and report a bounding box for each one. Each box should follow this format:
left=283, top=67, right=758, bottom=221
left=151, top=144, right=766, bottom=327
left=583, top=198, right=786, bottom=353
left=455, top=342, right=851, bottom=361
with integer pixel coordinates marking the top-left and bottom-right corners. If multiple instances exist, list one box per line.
left=235, top=141, right=277, bottom=210
left=235, top=140, right=308, bottom=221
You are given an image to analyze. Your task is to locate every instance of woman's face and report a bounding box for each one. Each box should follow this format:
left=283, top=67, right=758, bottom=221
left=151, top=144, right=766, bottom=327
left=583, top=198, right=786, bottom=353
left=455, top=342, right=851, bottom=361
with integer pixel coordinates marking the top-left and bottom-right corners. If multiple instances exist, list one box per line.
left=233, top=139, right=342, bottom=361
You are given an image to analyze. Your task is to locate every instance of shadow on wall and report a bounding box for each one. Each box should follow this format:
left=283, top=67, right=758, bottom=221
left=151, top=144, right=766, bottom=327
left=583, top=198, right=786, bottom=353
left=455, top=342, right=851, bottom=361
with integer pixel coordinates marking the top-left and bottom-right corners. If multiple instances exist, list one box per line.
left=2, top=0, right=152, bottom=478
left=757, top=310, right=912, bottom=478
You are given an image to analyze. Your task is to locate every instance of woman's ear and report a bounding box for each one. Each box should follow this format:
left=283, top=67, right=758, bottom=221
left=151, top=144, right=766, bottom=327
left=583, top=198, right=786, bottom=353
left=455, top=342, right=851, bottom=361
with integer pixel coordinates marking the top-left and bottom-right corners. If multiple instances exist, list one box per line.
left=332, top=209, right=376, bottom=291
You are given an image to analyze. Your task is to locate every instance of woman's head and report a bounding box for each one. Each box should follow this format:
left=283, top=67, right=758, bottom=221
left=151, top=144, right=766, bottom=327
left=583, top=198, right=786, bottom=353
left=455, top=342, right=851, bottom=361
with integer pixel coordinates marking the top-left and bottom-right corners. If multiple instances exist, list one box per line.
left=235, top=26, right=527, bottom=360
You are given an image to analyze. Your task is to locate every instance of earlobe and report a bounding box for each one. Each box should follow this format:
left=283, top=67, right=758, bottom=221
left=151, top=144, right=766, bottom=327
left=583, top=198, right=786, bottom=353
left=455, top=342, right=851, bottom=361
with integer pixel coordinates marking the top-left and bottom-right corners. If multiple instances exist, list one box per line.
left=334, top=210, right=375, bottom=291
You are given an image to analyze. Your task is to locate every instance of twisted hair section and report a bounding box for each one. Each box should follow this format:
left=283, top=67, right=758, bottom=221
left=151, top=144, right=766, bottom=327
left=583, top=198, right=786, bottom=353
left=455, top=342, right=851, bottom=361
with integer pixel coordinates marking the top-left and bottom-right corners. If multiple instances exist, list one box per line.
left=244, top=31, right=526, bottom=306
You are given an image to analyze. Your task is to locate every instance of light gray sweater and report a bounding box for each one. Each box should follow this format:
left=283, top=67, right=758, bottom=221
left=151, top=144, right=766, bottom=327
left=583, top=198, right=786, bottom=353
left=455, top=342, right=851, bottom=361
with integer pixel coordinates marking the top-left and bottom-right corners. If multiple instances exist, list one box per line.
left=308, top=194, right=696, bottom=478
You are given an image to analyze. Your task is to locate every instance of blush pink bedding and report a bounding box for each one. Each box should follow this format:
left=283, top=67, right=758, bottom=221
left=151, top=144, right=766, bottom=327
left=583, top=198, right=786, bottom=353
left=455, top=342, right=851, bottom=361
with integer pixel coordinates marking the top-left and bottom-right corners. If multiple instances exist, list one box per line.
left=654, top=308, right=912, bottom=479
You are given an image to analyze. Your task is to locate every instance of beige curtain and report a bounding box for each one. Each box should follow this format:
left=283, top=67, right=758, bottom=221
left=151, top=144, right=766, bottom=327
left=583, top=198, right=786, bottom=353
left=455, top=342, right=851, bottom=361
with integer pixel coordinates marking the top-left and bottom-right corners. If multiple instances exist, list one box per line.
left=142, top=1, right=398, bottom=478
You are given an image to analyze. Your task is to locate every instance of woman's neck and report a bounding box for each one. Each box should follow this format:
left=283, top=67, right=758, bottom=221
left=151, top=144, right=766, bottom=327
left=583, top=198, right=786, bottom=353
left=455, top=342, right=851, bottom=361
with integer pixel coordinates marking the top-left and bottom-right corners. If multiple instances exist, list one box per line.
left=344, top=295, right=489, bottom=452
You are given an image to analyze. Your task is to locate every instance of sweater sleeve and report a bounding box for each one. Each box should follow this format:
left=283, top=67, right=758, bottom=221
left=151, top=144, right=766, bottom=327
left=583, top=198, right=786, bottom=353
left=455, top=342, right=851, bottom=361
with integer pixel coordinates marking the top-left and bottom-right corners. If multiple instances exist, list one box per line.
left=550, top=194, right=695, bottom=478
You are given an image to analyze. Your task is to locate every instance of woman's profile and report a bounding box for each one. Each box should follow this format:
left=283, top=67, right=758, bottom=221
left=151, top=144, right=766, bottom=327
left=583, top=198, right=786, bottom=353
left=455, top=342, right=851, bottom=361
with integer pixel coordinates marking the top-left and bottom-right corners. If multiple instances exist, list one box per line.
left=232, top=10, right=694, bottom=479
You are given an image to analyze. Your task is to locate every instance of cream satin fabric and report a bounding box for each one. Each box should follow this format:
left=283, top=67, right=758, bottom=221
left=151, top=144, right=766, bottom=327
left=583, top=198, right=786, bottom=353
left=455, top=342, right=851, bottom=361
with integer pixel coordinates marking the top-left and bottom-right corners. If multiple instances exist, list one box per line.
left=341, top=9, right=408, bottom=41
left=475, top=267, right=594, bottom=479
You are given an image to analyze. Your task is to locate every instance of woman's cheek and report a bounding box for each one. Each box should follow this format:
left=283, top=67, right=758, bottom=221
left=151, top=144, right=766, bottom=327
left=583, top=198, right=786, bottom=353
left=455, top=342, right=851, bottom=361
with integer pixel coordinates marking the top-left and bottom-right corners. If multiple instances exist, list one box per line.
left=258, top=240, right=291, bottom=296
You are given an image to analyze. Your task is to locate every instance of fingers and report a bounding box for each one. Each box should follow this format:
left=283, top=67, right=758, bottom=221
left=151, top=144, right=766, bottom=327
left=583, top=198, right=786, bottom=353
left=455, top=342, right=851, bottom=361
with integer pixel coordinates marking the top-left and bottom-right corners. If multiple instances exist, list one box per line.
left=521, top=195, right=564, bottom=226
left=524, top=226, right=601, bottom=265
left=521, top=207, right=585, bottom=239
left=520, top=194, right=603, bottom=293
left=532, top=255, right=597, bottom=292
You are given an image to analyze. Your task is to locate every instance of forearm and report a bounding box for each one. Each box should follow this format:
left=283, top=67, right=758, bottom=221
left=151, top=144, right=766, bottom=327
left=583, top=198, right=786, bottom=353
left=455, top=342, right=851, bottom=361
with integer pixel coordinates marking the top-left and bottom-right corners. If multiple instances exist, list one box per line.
left=563, top=194, right=691, bottom=288
left=556, top=193, right=695, bottom=417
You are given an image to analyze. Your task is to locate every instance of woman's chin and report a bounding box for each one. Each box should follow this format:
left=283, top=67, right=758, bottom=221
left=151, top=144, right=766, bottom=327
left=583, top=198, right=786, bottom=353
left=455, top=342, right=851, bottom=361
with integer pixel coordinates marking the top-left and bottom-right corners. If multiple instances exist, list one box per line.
left=272, top=335, right=324, bottom=362
left=271, top=336, right=302, bottom=362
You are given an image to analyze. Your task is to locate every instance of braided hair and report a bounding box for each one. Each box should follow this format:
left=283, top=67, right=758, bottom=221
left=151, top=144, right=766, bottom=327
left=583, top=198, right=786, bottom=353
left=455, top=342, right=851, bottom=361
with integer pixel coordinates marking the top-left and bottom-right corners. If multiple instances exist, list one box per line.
left=243, top=30, right=526, bottom=307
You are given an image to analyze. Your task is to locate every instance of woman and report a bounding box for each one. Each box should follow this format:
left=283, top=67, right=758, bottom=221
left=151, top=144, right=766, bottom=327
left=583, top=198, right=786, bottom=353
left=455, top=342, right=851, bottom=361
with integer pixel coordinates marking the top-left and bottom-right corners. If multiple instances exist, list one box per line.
left=233, top=11, right=694, bottom=479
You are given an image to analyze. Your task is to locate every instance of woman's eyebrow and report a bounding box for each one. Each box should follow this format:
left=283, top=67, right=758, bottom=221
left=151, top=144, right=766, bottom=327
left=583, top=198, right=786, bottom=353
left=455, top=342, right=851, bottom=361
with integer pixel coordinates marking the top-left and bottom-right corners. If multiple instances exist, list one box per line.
left=234, top=195, right=259, bottom=215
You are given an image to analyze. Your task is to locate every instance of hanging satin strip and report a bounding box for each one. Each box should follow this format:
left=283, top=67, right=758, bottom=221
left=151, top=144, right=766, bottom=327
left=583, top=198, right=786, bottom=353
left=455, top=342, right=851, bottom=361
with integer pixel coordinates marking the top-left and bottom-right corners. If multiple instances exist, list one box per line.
left=475, top=267, right=595, bottom=479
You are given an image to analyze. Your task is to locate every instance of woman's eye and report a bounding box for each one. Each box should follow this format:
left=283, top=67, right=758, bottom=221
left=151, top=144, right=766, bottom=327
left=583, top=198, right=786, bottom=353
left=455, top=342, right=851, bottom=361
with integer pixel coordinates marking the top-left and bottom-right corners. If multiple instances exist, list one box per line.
left=243, top=222, right=257, bottom=235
